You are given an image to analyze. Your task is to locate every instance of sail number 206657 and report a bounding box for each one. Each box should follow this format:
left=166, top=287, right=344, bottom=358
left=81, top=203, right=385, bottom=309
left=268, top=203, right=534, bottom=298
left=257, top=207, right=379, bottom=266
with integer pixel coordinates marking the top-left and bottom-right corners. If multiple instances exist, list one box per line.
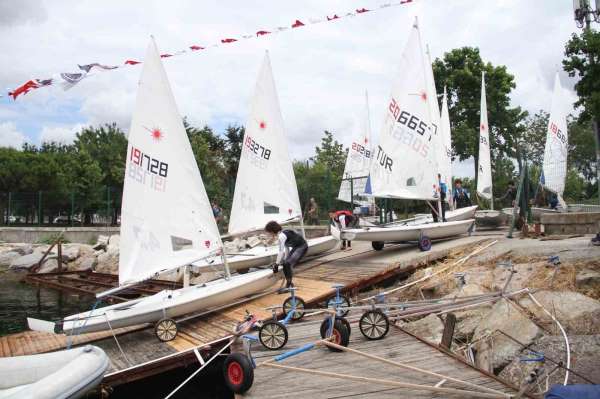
left=389, top=98, right=429, bottom=135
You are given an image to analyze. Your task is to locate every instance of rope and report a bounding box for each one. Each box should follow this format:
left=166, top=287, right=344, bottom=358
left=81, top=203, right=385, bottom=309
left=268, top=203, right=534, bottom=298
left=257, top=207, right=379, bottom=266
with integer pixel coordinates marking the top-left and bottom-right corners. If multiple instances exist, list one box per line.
left=66, top=299, right=102, bottom=349
left=105, top=314, right=133, bottom=367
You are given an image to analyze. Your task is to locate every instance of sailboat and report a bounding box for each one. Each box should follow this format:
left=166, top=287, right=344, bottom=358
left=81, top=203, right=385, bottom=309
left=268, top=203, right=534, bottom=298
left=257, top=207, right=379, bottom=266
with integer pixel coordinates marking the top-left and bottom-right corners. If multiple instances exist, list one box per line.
left=337, top=91, right=374, bottom=210
left=193, top=52, right=337, bottom=274
left=531, top=72, right=570, bottom=220
left=474, top=72, right=506, bottom=226
left=332, top=20, right=475, bottom=250
left=28, top=39, right=281, bottom=335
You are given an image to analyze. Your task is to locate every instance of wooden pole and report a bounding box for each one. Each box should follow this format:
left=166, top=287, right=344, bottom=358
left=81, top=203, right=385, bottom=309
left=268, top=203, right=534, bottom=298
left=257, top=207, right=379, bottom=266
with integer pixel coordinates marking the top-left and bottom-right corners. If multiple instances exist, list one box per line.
left=261, top=362, right=510, bottom=398
left=321, top=340, right=510, bottom=397
left=57, top=239, right=62, bottom=273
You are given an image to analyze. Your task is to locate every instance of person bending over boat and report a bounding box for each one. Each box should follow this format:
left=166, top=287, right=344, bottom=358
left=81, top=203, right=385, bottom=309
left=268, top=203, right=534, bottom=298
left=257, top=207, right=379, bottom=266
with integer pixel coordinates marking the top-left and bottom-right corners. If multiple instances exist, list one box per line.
left=265, top=221, right=308, bottom=291
left=329, top=209, right=358, bottom=251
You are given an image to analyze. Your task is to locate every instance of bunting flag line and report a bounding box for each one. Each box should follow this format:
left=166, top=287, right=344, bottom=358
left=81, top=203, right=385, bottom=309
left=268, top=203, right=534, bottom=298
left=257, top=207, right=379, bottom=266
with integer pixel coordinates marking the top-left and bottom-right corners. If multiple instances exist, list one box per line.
left=4, top=0, right=414, bottom=100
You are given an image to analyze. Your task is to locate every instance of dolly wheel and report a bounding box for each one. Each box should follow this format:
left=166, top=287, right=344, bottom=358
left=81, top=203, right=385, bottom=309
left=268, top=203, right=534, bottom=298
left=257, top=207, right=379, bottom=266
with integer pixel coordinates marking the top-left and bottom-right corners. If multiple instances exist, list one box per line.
left=327, top=294, right=351, bottom=317
left=223, top=352, right=254, bottom=394
left=155, top=318, right=178, bottom=342
left=371, top=241, right=385, bottom=251
left=259, top=320, right=288, bottom=350
left=359, top=310, right=390, bottom=340
left=418, top=235, right=432, bottom=251
left=320, top=317, right=350, bottom=351
left=283, top=296, right=306, bottom=321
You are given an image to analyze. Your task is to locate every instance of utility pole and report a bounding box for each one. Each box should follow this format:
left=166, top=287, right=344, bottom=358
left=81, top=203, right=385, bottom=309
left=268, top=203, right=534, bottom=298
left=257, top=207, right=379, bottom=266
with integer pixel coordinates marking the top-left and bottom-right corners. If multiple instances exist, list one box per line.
left=573, top=0, right=600, bottom=204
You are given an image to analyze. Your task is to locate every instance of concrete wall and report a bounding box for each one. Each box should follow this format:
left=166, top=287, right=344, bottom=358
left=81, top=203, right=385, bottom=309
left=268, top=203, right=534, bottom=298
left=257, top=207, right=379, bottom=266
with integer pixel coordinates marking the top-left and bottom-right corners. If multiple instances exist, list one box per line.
left=0, top=227, right=120, bottom=243
left=541, top=212, right=600, bottom=235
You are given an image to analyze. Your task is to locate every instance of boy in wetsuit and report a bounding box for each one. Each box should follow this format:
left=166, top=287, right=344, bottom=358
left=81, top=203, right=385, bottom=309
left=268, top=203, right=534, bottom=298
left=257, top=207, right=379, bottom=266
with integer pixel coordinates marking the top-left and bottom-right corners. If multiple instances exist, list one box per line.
left=329, top=209, right=358, bottom=251
left=264, top=221, right=308, bottom=290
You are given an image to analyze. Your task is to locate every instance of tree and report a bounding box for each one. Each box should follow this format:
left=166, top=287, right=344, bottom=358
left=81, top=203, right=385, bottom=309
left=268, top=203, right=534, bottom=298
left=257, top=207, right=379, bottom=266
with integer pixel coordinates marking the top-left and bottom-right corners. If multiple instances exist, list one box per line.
left=432, top=47, right=527, bottom=186
left=312, top=130, right=347, bottom=173
left=520, top=110, right=549, bottom=166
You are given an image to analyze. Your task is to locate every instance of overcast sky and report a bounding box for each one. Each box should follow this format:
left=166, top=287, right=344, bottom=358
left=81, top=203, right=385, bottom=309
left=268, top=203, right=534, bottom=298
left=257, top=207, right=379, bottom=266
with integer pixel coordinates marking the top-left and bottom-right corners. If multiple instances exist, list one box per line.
left=0, top=0, right=582, bottom=177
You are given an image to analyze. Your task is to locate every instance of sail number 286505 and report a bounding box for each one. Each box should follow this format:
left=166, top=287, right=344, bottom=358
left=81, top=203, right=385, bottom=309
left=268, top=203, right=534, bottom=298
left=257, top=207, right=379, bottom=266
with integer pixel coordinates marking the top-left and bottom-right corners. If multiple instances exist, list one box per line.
left=389, top=98, right=429, bottom=135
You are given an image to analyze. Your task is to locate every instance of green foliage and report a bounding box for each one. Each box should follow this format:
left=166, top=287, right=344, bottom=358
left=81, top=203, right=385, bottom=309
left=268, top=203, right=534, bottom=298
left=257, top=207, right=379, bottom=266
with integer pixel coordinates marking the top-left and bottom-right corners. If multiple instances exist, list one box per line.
left=563, top=168, right=587, bottom=201
left=568, top=119, right=597, bottom=181
left=432, top=47, right=527, bottom=179
left=520, top=110, right=549, bottom=165
left=563, top=28, right=600, bottom=122
left=312, top=130, right=347, bottom=173
left=36, top=233, right=70, bottom=245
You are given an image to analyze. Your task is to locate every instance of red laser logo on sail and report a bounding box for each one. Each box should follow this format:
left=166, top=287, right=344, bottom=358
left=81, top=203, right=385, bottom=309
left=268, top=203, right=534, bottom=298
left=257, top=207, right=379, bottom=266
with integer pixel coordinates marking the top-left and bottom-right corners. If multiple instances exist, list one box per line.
left=480, top=123, right=486, bottom=131
left=259, top=121, right=266, bottom=130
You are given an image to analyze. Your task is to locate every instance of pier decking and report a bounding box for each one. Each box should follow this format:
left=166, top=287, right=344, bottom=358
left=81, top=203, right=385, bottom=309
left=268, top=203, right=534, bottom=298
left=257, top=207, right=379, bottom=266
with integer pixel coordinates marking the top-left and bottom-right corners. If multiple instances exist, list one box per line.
left=0, top=234, right=500, bottom=391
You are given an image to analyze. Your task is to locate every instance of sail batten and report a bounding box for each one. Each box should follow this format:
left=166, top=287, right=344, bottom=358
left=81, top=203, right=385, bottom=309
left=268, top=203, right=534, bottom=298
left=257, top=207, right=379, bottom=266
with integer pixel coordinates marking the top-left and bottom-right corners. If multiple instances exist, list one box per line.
left=228, top=52, right=301, bottom=235
left=119, top=38, right=222, bottom=285
left=541, top=73, right=569, bottom=198
left=477, top=72, right=493, bottom=205
left=369, top=20, right=438, bottom=201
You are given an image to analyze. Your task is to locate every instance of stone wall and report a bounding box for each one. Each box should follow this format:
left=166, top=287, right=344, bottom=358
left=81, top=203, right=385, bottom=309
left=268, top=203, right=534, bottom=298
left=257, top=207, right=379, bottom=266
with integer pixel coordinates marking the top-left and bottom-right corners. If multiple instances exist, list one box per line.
left=540, top=212, right=600, bottom=235
left=0, top=227, right=120, bottom=244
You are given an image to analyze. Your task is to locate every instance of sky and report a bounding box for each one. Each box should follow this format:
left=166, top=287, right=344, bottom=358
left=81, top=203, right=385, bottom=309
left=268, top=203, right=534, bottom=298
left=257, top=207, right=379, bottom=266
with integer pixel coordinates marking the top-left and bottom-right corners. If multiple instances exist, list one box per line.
left=0, top=0, right=583, bottom=177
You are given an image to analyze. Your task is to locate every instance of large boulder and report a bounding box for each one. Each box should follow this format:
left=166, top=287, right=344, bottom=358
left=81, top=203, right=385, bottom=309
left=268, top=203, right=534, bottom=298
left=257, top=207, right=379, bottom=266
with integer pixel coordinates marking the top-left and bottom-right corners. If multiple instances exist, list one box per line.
left=443, top=283, right=492, bottom=340
left=0, top=251, right=21, bottom=267
left=60, top=244, right=81, bottom=262
left=94, top=252, right=118, bottom=274
left=12, top=244, right=33, bottom=256
left=9, top=252, right=47, bottom=271
left=400, top=314, right=445, bottom=344
left=37, top=258, right=61, bottom=274
left=69, top=255, right=97, bottom=272
left=490, top=262, right=540, bottom=292
left=519, top=291, right=600, bottom=334
left=473, top=300, right=541, bottom=371
left=93, top=235, right=109, bottom=250
left=576, top=269, right=600, bottom=289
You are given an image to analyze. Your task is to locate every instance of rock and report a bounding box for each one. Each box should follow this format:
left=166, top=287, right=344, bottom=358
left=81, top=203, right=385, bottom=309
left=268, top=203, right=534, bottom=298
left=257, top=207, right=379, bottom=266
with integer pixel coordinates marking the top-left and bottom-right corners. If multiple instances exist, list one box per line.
left=490, top=262, right=540, bottom=292
left=473, top=300, right=541, bottom=371
left=12, top=244, right=33, bottom=256
left=38, top=258, right=61, bottom=274
left=93, top=235, right=109, bottom=250
left=400, top=314, right=445, bottom=344
left=0, top=251, right=21, bottom=267
left=443, top=284, right=492, bottom=340
left=69, top=255, right=97, bottom=271
left=94, top=252, right=118, bottom=274
left=108, top=234, right=120, bottom=247
left=9, top=252, right=47, bottom=271
left=519, top=290, right=600, bottom=334
left=576, top=269, right=600, bottom=288
left=60, top=245, right=80, bottom=262
left=105, top=236, right=120, bottom=258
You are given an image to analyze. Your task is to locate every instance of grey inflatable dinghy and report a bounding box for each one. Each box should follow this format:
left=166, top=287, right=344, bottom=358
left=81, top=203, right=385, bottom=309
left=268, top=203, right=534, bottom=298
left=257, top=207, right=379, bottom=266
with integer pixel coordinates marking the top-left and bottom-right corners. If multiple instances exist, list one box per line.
left=0, top=345, right=109, bottom=399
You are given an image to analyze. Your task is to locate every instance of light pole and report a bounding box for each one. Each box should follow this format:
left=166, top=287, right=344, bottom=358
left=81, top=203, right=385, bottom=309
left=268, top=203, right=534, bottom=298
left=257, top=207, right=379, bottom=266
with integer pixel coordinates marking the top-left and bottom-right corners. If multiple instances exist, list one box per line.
left=573, top=0, right=600, bottom=203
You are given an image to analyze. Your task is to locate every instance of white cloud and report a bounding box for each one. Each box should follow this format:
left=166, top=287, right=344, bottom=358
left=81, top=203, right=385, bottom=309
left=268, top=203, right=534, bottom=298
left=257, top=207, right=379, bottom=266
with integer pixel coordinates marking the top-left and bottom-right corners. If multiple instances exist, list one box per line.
left=39, top=123, right=84, bottom=144
left=0, top=121, right=27, bottom=148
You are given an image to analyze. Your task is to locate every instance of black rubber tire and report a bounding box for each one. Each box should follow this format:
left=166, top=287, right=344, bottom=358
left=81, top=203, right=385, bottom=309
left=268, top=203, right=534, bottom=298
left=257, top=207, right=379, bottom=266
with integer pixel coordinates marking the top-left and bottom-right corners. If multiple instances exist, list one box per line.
left=371, top=241, right=385, bottom=251
left=282, top=296, right=306, bottom=321
left=327, top=294, right=351, bottom=317
left=154, top=318, right=178, bottom=342
left=418, top=235, right=432, bottom=252
left=359, top=310, right=390, bottom=340
left=259, top=320, right=288, bottom=350
left=237, top=268, right=250, bottom=274
left=223, top=352, right=254, bottom=394
left=320, top=317, right=350, bottom=351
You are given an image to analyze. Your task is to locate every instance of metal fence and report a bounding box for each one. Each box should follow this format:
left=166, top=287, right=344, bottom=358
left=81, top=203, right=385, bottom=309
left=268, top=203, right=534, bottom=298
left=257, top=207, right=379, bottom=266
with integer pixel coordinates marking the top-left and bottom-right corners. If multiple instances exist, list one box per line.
left=0, top=187, right=122, bottom=227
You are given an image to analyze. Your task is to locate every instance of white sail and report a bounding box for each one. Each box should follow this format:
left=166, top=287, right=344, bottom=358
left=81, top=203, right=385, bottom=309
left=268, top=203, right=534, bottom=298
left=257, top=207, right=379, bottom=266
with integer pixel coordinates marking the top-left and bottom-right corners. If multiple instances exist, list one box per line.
left=119, top=38, right=222, bottom=285
left=477, top=72, right=493, bottom=204
left=229, top=52, right=301, bottom=235
left=440, top=86, right=453, bottom=199
left=369, top=20, right=438, bottom=200
left=541, top=72, right=569, bottom=198
left=338, top=91, right=373, bottom=204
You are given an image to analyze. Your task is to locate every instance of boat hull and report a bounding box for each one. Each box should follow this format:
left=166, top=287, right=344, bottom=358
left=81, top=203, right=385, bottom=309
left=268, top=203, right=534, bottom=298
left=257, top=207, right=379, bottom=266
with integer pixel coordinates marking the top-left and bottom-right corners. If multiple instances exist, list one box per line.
left=475, top=210, right=508, bottom=227
left=332, top=219, right=475, bottom=243
left=62, top=269, right=281, bottom=334
left=0, top=345, right=108, bottom=399
left=193, top=235, right=338, bottom=272
left=401, top=205, right=479, bottom=225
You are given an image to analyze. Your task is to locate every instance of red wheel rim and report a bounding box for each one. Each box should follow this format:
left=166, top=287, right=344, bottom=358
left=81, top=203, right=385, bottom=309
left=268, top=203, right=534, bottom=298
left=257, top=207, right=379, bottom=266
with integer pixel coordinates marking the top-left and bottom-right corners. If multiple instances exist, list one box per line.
left=227, top=362, right=243, bottom=386
left=332, top=328, right=341, bottom=344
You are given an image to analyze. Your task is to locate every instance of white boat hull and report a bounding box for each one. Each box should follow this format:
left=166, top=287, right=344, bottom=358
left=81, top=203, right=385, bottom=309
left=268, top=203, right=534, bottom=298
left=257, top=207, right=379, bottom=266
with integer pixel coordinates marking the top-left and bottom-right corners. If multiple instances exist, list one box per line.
left=400, top=205, right=479, bottom=225
left=0, top=345, right=108, bottom=399
left=331, top=219, right=475, bottom=243
left=61, top=269, right=281, bottom=334
left=475, top=210, right=508, bottom=227
left=193, top=235, right=338, bottom=272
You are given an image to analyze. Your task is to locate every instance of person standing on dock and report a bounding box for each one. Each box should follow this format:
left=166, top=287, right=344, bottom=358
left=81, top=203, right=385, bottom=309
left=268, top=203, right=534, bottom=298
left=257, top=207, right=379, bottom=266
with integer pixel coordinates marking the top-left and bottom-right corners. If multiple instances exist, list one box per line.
left=329, top=209, right=358, bottom=251
left=307, top=197, right=319, bottom=225
left=265, top=221, right=308, bottom=291
left=431, top=173, right=447, bottom=223
left=453, top=179, right=472, bottom=209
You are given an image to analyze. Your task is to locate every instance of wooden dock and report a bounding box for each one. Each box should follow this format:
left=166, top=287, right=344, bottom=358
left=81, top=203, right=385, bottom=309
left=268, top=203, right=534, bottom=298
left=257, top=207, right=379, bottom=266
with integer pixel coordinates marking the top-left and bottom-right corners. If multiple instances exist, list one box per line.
left=245, top=319, right=521, bottom=398
left=0, top=234, right=499, bottom=391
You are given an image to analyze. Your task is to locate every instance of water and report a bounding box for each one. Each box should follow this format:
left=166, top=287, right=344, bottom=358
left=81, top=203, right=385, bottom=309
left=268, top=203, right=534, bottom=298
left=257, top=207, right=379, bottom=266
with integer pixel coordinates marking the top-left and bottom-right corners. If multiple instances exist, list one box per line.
left=0, top=267, right=96, bottom=336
